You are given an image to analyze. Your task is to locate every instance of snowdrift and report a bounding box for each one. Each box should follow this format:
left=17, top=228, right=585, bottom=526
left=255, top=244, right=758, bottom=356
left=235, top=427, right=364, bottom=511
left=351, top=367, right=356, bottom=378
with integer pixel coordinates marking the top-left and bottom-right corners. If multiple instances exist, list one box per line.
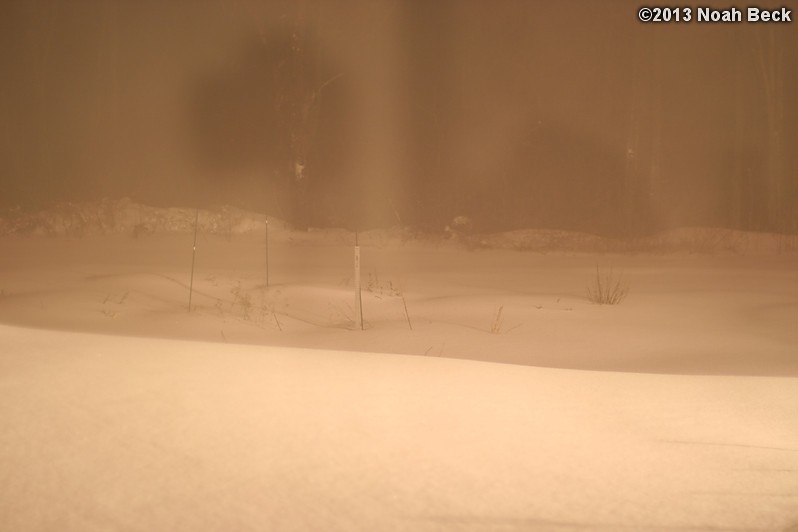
left=1, top=199, right=796, bottom=254
left=1, top=324, right=797, bottom=531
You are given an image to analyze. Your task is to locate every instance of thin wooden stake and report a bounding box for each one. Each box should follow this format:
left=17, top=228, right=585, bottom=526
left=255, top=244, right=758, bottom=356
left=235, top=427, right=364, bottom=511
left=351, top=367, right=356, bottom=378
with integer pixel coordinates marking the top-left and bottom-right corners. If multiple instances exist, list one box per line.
left=401, top=293, right=413, bottom=331
left=354, top=230, right=363, bottom=330
left=265, top=216, right=270, bottom=288
left=188, top=207, right=199, bottom=312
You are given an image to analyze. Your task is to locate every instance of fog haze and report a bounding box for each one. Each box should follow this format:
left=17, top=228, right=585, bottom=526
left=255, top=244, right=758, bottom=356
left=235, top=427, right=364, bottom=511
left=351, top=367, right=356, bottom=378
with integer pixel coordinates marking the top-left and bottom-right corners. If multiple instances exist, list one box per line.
left=1, top=0, right=795, bottom=235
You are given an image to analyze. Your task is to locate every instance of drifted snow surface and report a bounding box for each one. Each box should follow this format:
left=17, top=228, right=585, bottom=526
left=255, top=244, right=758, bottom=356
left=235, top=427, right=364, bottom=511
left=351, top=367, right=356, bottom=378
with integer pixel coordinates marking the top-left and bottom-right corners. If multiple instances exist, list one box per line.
left=1, top=202, right=797, bottom=531
left=2, top=325, right=798, bottom=531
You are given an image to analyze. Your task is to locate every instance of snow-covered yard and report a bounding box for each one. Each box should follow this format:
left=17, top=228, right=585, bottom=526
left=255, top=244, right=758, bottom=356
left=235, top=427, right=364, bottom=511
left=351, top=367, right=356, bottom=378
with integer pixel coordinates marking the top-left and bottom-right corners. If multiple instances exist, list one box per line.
left=1, top=204, right=797, bottom=530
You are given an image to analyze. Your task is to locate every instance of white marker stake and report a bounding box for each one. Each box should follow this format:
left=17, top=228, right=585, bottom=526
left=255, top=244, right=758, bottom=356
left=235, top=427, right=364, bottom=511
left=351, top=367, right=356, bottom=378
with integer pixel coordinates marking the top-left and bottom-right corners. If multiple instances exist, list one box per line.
left=354, top=231, right=363, bottom=330
left=265, top=216, right=270, bottom=288
left=188, top=207, right=199, bottom=312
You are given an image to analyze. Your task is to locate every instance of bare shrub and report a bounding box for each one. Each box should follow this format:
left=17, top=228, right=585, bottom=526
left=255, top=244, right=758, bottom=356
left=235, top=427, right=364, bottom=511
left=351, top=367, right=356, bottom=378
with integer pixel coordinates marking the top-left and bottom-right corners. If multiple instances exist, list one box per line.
left=230, top=283, right=253, bottom=320
left=587, top=266, right=629, bottom=305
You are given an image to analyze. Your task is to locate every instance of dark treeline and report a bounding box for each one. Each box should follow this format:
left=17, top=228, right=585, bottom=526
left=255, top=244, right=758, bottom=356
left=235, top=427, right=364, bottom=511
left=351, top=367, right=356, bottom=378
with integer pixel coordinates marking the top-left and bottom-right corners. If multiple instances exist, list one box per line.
left=1, top=1, right=796, bottom=236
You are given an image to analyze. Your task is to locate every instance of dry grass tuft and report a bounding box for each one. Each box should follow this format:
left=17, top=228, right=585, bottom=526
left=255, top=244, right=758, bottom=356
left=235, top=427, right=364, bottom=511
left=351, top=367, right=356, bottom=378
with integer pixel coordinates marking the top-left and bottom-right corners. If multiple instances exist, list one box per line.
left=587, top=266, right=629, bottom=305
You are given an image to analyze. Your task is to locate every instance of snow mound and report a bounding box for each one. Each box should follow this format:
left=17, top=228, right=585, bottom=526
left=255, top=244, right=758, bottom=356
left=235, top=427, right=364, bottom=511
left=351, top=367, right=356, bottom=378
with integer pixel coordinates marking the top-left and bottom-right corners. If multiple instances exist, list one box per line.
left=1, top=323, right=797, bottom=531
left=651, top=226, right=797, bottom=254
left=476, top=226, right=797, bottom=254
left=1, top=200, right=795, bottom=254
left=477, top=228, right=607, bottom=252
left=0, top=199, right=292, bottom=238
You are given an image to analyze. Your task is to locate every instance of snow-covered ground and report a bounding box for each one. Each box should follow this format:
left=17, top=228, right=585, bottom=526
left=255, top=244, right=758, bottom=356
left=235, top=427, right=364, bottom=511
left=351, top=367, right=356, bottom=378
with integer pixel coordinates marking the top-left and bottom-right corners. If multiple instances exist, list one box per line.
left=1, top=202, right=797, bottom=530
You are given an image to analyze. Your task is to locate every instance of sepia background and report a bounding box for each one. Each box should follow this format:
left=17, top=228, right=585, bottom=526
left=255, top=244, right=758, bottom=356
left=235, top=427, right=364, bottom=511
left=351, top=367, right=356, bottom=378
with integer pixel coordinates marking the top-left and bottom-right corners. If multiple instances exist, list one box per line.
left=1, top=0, right=796, bottom=235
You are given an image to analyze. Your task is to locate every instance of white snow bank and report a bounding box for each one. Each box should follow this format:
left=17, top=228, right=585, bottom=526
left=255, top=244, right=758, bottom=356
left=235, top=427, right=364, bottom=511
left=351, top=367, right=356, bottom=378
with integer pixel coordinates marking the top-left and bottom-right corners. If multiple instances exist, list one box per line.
left=2, top=200, right=796, bottom=254
left=1, top=324, right=797, bottom=531
left=476, top=226, right=798, bottom=254
left=0, top=199, right=292, bottom=238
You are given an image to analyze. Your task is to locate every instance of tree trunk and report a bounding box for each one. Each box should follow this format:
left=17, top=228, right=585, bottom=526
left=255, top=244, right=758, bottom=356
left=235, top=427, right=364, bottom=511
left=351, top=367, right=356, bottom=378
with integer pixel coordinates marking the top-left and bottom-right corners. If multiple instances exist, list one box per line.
left=755, top=27, right=786, bottom=232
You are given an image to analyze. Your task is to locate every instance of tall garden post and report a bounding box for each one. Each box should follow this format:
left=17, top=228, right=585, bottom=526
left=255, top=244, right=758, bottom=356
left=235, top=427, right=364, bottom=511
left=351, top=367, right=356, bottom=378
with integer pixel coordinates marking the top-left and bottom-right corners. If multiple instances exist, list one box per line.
left=354, top=230, right=363, bottom=330
left=188, top=207, right=199, bottom=312
left=265, top=216, right=270, bottom=288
